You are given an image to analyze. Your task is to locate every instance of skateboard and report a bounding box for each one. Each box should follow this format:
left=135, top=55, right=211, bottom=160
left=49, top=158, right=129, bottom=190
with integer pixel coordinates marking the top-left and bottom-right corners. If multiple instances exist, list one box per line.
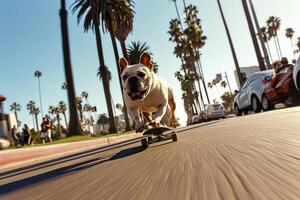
left=141, top=127, right=178, bottom=149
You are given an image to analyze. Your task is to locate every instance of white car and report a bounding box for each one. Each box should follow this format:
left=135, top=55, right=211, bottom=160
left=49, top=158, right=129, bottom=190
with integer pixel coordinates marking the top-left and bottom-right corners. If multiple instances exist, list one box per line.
left=234, top=70, right=273, bottom=116
left=205, top=104, right=225, bottom=121
left=293, top=57, right=300, bottom=91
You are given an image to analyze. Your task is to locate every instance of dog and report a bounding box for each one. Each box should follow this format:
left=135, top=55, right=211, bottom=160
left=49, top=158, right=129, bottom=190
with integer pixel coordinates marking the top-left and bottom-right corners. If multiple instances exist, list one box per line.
left=118, top=52, right=177, bottom=132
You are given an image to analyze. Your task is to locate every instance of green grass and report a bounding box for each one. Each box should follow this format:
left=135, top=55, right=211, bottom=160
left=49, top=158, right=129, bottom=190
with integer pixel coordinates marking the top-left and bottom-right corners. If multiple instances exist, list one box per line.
left=7, top=130, right=136, bottom=149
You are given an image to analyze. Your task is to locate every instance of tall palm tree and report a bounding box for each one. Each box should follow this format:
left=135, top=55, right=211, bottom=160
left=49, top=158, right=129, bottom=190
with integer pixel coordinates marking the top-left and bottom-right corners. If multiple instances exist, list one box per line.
left=27, top=101, right=40, bottom=132
left=58, top=101, right=68, bottom=127
left=127, top=41, right=158, bottom=73
left=285, top=28, right=295, bottom=58
left=170, top=0, right=183, bottom=30
left=216, top=0, right=243, bottom=86
left=34, top=70, right=44, bottom=117
left=241, top=0, right=266, bottom=71
left=266, top=16, right=282, bottom=59
left=72, top=0, right=116, bottom=133
left=76, top=96, right=84, bottom=122
left=81, top=91, right=89, bottom=103
left=261, top=26, right=273, bottom=63
left=10, top=102, right=21, bottom=125
left=59, top=0, right=82, bottom=136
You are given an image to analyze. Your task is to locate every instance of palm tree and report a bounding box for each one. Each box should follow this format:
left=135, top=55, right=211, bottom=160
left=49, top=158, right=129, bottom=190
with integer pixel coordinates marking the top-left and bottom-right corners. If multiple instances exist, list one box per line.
left=60, top=0, right=82, bottom=136
left=170, top=0, right=183, bottom=30
left=49, top=106, right=62, bottom=137
left=81, top=91, right=89, bottom=103
left=220, top=80, right=227, bottom=89
left=127, top=41, right=158, bottom=73
left=266, top=16, right=282, bottom=59
left=285, top=28, right=295, bottom=58
left=58, top=101, right=68, bottom=127
left=10, top=102, right=21, bottom=125
left=216, top=0, right=243, bottom=86
left=116, top=103, right=124, bottom=115
left=72, top=0, right=116, bottom=133
left=34, top=70, right=44, bottom=117
left=261, top=26, right=273, bottom=63
left=97, top=113, right=109, bottom=132
left=76, top=96, right=84, bottom=122
left=241, top=0, right=266, bottom=71
left=27, top=101, right=40, bottom=132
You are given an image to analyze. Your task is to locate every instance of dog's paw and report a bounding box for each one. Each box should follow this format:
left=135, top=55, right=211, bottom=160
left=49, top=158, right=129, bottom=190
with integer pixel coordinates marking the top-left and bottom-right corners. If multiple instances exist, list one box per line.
left=149, top=121, right=160, bottom=128
left=135, top=123, right=145, bottom=133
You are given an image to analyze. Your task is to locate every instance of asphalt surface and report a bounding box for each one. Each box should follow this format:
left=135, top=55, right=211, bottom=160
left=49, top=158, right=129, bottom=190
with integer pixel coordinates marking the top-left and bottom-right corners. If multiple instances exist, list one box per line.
left=1, top=107, right=300, bottom=200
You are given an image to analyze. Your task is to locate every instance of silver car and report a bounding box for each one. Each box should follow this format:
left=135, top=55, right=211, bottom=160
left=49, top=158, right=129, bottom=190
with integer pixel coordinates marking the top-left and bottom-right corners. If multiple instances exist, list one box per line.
left=234, top=70, right=273, bottom=116
left=205, top=104, right=225, bottom=121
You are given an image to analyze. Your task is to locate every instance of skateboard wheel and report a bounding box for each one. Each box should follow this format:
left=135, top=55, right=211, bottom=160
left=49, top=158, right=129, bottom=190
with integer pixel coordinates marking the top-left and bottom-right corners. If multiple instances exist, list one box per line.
left=171, top=133, right=178, bottom=142
left=141, top=138, right=148, bottom=149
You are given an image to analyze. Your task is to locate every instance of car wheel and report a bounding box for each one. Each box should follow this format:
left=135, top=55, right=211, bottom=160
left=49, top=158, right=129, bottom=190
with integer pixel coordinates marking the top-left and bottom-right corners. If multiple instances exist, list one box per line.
left=234, top=104, right=242, bottom=116
left=262, top=94, right=271, bottom=111
left=251, top=96, right=261, bottom=113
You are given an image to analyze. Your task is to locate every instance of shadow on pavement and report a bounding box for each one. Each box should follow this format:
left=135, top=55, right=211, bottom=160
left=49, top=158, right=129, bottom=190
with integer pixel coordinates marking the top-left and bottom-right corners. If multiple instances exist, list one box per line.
left=0, top=146, right=144, bottom=195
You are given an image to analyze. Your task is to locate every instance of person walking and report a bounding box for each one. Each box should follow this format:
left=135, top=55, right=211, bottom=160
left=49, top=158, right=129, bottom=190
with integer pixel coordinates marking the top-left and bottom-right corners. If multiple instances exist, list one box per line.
left=22, top=124, right=32, bottom=145
left=40, top=118, right=48, bottom=144
left=11, top=125, right=20, bottom=147
left=45, top=117, right=52, bottom=143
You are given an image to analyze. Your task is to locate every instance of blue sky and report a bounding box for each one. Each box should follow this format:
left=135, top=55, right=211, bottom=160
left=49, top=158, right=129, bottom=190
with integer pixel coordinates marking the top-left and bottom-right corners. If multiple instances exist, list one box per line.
left=1, top=0, right=299, bottom=127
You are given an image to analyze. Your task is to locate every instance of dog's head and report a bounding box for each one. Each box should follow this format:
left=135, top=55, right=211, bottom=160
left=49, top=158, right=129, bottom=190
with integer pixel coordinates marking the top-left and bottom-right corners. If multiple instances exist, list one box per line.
left=119, top=53, right=154, bottom=101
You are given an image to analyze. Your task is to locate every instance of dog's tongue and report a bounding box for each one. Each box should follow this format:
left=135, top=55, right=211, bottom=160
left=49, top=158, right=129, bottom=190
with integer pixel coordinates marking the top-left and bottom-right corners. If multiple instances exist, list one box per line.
left=133, top=91, right=141, bottom=97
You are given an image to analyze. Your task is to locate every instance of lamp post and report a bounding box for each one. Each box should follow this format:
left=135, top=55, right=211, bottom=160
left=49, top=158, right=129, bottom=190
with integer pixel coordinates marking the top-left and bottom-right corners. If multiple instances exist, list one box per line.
left=34, top=70, right=44, bottom=117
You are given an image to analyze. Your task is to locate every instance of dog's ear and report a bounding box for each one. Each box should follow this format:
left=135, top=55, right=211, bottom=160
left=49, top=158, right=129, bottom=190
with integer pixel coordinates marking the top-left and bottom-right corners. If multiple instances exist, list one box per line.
left=118, top=58, right=128, bottom=72
left=139, top=52, right=152, bottom=68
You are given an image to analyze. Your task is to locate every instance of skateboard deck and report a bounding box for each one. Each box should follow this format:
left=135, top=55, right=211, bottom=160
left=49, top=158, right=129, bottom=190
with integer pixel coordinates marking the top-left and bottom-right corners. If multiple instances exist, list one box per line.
left=141, top=127, right=177, bottom=149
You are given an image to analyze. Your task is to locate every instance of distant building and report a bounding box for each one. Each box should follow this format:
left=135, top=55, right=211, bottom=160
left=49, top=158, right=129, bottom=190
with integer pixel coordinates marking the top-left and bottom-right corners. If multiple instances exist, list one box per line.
left=0, top=95, right=9, bottom=138
left=234, top=66, right=260, bottom=89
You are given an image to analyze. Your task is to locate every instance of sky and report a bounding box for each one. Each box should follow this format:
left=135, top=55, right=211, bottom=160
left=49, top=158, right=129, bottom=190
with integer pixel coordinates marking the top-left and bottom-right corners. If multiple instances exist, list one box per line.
left=1, top=0, right=300, bottom=128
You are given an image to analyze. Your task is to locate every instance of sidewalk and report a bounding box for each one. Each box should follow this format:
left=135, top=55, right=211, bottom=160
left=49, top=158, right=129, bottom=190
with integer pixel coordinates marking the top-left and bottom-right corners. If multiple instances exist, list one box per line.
left=0, top=133, right=142, bottom=171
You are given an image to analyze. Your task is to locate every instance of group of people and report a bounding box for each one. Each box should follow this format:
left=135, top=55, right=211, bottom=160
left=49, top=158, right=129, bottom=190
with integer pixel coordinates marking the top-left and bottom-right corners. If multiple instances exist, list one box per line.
left=11, top=116, right=53, bottom=147
left=11, top=124, right=32, bottom=147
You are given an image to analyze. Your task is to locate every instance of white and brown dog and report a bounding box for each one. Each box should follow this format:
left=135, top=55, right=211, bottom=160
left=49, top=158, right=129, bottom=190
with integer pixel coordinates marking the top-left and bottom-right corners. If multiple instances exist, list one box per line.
left=119, top=52, right=177, bottom=132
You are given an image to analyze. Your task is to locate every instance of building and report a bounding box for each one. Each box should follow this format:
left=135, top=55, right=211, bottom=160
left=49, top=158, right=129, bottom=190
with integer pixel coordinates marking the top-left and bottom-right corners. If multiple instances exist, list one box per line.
left=234, top=66, right=260, bottom=89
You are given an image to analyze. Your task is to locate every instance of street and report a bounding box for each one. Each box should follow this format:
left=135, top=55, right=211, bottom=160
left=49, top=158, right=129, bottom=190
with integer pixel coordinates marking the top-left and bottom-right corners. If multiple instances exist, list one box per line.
left=1, top=107, right=300, bottom=200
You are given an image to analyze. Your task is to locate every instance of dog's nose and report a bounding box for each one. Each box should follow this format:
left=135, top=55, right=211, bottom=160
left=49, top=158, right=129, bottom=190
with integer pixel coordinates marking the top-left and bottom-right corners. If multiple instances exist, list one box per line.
left=128, top=76, right=138, bottom=85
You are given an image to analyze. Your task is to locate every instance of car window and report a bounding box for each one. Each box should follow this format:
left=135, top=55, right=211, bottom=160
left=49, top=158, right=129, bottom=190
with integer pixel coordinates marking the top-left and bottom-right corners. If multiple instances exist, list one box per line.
left=241, top=77, right=250, bottom=91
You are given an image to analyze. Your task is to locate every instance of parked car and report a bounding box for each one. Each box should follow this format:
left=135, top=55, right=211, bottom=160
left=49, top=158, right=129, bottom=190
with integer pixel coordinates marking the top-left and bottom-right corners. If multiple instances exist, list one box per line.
left=191, top=111, right=206, bottom=124
left=261, top=65, right=295, bottom=111
left=205, top=104, right=225, bottom=121
left=293, top=57, right=300, bottom=91
left=234, top=70, right=273, bottom=116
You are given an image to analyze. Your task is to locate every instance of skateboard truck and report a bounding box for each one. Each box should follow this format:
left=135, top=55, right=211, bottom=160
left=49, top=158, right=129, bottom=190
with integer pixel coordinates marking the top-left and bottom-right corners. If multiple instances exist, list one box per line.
left=141, top=127, right=178, bottom=149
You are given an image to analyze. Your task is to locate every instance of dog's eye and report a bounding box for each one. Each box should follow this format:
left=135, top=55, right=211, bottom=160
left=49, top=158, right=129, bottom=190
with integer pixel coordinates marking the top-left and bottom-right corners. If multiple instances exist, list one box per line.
left=137, top=72, right=145, bottom=78
left=122, top=75, right=128, bottom=81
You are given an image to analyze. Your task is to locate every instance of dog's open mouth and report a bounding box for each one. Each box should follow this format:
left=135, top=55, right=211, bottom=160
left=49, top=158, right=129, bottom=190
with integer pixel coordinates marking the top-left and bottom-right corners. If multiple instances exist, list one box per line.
left=128, top=86, right=149, bottom=101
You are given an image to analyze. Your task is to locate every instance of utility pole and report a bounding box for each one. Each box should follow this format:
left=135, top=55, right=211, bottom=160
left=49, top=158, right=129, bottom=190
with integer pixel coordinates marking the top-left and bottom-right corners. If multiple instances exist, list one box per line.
left=59, top=0, right=82, bottom=135
left=216, top=0, right=243, bottom=87
left=224, top=72, right=233, bottom=96
left=248, top=0, right=271, bottom=69
left=241, top=0, right=266, bottom=71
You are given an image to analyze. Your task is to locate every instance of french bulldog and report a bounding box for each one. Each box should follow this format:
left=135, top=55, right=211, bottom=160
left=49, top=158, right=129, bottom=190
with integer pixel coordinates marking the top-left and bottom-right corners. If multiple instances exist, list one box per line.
left=118, top=52, right=178, bottom=132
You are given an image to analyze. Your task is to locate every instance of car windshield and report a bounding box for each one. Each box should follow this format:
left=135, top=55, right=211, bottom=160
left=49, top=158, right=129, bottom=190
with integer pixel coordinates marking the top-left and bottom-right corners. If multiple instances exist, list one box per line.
left=212, top=104, right=221, bottom=111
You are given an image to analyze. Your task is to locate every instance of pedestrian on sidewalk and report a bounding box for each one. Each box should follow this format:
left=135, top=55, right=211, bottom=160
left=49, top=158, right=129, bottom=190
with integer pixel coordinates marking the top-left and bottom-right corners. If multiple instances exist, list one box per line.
left=40, top=118, right=48, bottom=144
left=11, top=125, right=21, bottom=147
left=22, top=124, right=32, bottom=146
left=45, top=116, right=53, bottom=143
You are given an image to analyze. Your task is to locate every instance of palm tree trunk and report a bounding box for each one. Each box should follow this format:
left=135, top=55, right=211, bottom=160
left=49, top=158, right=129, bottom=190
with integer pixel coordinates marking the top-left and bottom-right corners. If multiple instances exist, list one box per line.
left=241, top=0, right=266, bottom=71
left=63, top=112, right=67, bottom=127
left=56, top=114, right=61, bottom=138
left=90, top=0, right=116, bottom=133
left=59, top=0, right=82, bottom=136
left=197, top=59, right=210, bottom=104
left=276, top=35, right=282, bottom=58
left=266, top=41, right=273, bottom=63
left=173, top=1, right=183, bottom=30
left=108, top=28, right=131, bottom=131
left=274, top=38, right=281, bottom=60
left=35, top=114, right=39, bottom=133
left=290, top=38, right=296, bottom=59
left=216, top=0, right=243, bottom=87
left=14, top=111, right=19, bottom=125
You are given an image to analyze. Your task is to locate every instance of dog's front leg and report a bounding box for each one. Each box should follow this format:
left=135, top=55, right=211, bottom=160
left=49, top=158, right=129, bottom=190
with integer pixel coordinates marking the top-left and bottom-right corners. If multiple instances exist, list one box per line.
left=128, top=107, right=144, bottom=133
left=151, top=100, right=167, bottom=126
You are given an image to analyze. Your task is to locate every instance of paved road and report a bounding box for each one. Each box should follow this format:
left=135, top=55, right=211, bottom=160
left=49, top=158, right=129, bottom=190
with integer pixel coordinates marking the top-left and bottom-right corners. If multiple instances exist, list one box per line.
left=1, top=107, right=300, bottom=200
